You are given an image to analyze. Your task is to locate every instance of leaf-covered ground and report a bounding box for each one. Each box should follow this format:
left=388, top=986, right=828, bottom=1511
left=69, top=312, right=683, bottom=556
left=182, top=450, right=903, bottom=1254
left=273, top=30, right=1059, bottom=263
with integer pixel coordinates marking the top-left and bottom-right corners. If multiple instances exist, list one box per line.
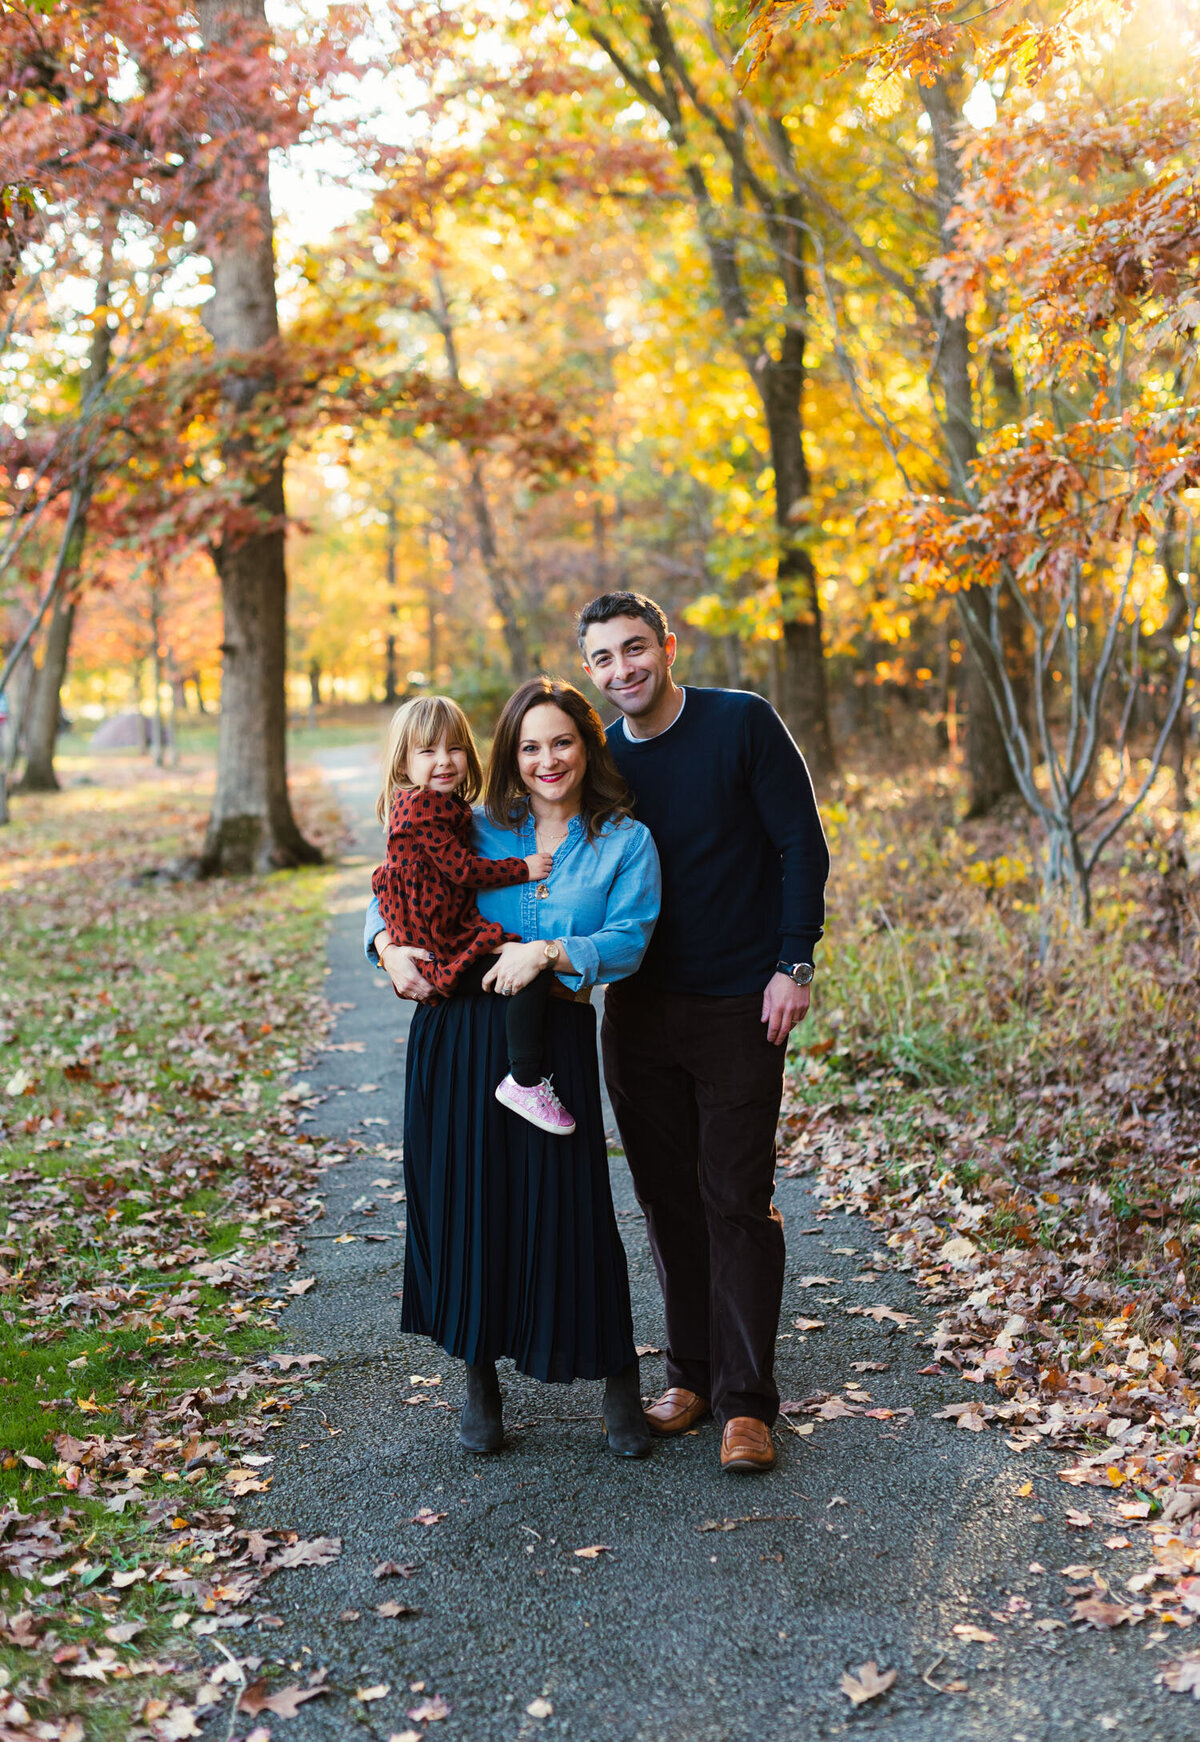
left=0, top=756, right=352, bottom=1740
left=784, top=774, right=1200, bottom=1697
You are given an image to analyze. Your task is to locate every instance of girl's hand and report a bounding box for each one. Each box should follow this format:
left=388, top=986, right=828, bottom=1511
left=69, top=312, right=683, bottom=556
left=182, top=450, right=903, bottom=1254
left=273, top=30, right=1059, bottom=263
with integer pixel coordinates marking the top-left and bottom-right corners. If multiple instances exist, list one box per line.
left=481, top=940, right=547, bottom=996
left=524, top=852, right=554, bottom=881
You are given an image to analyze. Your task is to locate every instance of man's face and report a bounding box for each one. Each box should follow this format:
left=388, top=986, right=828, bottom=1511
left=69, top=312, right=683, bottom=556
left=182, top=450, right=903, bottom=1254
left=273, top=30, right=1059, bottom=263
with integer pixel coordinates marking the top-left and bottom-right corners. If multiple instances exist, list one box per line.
left=581, top=614, right=675, bottom=718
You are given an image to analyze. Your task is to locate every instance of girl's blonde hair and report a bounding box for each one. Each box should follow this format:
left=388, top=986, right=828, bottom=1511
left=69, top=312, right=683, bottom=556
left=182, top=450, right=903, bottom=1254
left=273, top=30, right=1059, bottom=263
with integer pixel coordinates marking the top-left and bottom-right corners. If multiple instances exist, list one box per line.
left=376, top=695, right=484, bottom=823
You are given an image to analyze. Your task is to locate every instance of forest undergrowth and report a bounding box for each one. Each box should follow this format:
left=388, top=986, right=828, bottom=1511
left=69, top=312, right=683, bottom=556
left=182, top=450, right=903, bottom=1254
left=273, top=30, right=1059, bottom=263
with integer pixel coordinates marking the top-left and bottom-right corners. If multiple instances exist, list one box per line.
left=0, top=759, right=350, bottom=1740
left=784, top=764, right=1200, bottom=1668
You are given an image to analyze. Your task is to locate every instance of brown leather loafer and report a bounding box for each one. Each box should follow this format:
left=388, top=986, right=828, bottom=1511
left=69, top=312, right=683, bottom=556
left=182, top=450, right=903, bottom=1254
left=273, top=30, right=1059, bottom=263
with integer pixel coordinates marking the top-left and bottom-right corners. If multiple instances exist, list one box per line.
left=644, top=1387, right=711, bottom=1437
left=720, top=1416, right=776, bottom=1472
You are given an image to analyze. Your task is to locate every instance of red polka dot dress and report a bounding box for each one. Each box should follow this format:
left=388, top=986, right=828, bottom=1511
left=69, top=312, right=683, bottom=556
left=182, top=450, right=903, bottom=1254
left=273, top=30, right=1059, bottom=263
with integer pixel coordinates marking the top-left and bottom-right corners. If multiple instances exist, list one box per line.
left=371, top=788, right=530, bottom=998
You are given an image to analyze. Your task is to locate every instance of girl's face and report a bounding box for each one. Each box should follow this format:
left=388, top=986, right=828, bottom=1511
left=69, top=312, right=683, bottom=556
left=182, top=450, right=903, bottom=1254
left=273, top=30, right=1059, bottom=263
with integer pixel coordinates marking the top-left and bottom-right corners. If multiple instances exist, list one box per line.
left=407, top=735, right=469, bottom=794
left=516, top=704, right=587, bottom=809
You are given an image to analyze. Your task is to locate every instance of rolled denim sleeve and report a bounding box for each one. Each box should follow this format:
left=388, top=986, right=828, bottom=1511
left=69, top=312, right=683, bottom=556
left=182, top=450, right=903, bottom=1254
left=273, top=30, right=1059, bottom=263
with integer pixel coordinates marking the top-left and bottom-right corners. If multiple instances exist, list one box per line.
left=364, top=894, right=386, bottom=966
left=557, top=824, right=661, bottom=991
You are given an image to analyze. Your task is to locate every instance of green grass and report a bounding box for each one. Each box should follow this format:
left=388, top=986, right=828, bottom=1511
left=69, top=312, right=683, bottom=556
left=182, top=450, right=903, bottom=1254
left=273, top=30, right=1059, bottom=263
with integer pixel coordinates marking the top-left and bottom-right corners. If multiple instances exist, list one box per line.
left=0, top=759, right=342, bottom=1734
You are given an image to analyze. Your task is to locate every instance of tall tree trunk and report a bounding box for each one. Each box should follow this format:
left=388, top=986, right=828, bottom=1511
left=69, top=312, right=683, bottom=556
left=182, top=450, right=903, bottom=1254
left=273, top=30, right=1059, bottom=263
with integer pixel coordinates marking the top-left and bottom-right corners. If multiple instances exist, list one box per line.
left=761, top=314, right=835, bottom=780
left=384, top=485, right=399, bottom=704
left=19, top=588, right=77, bottom=790
left=585, top=10, right=834, bottom=775
left=922, top=77, right=1019, bottom=817
left=196, top=0, right=318, bottom=875
left=18, top=249, right=114, bottom=792
left=430, top=272, right=530, bottom=679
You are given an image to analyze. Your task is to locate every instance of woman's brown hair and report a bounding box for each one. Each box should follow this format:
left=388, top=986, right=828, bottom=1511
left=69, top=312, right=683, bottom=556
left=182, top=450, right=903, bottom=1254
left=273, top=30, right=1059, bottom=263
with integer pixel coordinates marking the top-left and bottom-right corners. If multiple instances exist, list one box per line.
left=484, top=677, right=634, bottom=842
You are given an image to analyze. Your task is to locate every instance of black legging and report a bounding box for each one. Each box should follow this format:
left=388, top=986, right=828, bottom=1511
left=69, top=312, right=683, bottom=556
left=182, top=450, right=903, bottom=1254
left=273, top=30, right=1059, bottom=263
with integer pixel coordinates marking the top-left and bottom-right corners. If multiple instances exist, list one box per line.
left=454, top=956, right=551, bottom=1086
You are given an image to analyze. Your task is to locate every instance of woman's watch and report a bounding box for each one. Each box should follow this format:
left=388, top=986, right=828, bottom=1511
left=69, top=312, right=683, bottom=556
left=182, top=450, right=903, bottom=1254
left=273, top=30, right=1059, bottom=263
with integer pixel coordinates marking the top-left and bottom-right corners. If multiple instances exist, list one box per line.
left=542, top=941, right=561, bottom=967
left=777, top=959, right=814, bottom=986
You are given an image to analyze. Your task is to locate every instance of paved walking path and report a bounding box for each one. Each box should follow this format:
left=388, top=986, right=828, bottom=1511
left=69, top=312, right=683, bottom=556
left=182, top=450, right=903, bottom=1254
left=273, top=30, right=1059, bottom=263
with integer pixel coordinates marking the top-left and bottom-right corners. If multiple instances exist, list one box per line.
left=243, top=745, right=1188, bottom=1741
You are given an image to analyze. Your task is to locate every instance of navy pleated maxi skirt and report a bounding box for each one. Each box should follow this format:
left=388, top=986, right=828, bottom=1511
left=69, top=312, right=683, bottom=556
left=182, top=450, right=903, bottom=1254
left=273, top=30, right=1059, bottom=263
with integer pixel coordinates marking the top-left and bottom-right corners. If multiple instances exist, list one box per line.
left=401, top=990, right=637, bottom=1383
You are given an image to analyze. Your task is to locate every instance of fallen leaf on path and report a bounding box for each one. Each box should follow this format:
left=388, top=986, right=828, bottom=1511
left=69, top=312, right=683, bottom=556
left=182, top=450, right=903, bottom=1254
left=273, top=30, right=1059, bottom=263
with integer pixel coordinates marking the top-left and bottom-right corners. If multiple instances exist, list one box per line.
left=851, top=1361, right=889, bottom=1372
left=407, top=1696, right=451, bottom=1721
left=270, top=1353, right=325, bottom=1370
left=1065, top=1510, right=1093, bottom=1529
left=239, top=1682, right=328, bottom=1718
left=526, top=1698, right=554, bottom=1719
left=356, top=1684, right=390, bottom=1703
left=339, top=1610, right=360, bottom=1621
left=847, top=1305, right=919, bottom=1328
left=573, top=1545, right=612, bottom=1559
left=411, top=1509, right=447, bottom=1527
left=374, top=1561, right=418, bottom=1578
left=817, top=1396, right=863, bottom=1420
left=377, top=1602, right=419, bottom=1618
left=268, top=1536, right=342, bottom=1568
left=798, top=1275, right=839, bottom=1287
left=934, top=1401, right=990, bottom=1431
left=286, top=1277, right=316, bottom=1295
left=952, top=1624, right=997, bottom=1644
left=839, top=1661, right=896, bottom=1705
left=1073, top=1597, right=1131, bottom=1629
left=1162, top=1654, right=1200, bottom=1698
left=792, top=1317, right=825, bottom=1331
left=635, top=1344, right=661, bottom=1356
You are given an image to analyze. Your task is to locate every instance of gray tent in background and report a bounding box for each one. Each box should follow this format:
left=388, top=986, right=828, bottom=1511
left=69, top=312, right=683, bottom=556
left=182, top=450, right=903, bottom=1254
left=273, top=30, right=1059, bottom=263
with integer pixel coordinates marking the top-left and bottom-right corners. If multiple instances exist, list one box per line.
left=90, top=712, right=172, bottom=751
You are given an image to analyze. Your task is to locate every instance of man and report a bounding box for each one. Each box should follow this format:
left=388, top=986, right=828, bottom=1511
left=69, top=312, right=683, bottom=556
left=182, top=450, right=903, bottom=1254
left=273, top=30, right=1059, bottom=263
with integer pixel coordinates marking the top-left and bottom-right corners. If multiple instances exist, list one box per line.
left=579, top=592, right=829, bottom=1473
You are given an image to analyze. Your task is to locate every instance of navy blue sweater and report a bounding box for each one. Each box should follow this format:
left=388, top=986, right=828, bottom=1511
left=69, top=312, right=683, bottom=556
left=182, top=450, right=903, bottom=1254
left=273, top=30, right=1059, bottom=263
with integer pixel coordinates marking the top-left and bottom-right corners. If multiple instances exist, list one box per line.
left=605, top=686, right=830, bottom=997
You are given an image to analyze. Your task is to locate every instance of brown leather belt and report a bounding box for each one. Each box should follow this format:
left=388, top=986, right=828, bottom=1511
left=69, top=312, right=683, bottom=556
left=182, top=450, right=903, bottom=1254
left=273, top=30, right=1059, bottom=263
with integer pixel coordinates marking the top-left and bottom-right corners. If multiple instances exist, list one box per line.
left=549, top=980, right=592, bottom=1005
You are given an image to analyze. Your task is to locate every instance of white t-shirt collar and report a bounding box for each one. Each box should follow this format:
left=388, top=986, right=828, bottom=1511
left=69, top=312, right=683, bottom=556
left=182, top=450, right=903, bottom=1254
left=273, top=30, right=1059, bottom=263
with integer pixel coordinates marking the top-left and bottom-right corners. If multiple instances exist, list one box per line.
left=622, top=684, right=687, bottom=743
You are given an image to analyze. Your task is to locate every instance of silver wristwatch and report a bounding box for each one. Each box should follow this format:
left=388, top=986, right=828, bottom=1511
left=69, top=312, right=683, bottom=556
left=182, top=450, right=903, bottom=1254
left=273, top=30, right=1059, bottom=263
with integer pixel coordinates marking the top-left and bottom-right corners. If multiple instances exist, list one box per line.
left=777, top=959, right=814, bottom=987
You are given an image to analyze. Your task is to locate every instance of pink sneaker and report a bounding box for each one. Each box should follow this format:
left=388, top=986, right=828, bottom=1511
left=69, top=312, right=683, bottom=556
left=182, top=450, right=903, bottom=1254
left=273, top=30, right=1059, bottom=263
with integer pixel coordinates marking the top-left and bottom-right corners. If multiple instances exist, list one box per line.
left=495, top=1074, right=576, bottom=1136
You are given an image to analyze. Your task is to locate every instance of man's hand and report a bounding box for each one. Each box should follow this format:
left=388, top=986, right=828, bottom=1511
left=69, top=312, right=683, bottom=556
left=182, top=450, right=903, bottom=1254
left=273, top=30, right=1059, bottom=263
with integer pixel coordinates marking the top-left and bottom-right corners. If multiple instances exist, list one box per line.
left=377, top=935, right=436, bottom=1002
left=761, top=970, right=811, bottom=1046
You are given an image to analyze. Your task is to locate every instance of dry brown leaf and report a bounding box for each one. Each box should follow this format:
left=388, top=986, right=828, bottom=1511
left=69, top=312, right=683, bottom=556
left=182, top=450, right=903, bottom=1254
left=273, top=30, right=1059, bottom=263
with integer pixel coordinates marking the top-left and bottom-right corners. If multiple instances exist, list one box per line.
left=356, top=1684, right=391, bottom=1703
left=240, top=1681, right=328, bottom=1719
left=374, top=1560, right=418, bottom=1578
left=792, top=1317, right=826, bottom=1331
left=411, top=1508, right=448, bottom=1527
left=286, top=1276, right=316, bottom=1295
left=376, top=1601, right=419, bottom=1618
left=573, top=1544, right=612, bottom=1559
left=840, top=1661, right=896, bottom=1705
left=268, top=1536, right=342, bottom=1568
left=526, top=1697, right=554, bottom=1719
left=1065, top=1509, right=1093, bottom=1529
left=1072, top=1597, right=1131, bottom=1629
left=952, top=1624, right=997, bottom=1643
left=1162, top=1654, right=1200, bottom=1698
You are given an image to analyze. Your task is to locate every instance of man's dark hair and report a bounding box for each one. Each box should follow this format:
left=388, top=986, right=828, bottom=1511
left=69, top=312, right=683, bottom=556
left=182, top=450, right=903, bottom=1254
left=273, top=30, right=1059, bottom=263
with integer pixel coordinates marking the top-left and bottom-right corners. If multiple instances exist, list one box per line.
left=577, top=591, right=669, bottom=653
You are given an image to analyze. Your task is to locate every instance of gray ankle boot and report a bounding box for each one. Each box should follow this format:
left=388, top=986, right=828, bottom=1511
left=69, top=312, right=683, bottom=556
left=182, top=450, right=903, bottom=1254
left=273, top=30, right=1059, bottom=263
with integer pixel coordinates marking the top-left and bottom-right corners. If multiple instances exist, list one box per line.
left=602, top=1362, right=651, bottom=1458
left=460, top=1360, right=503, bottom=1453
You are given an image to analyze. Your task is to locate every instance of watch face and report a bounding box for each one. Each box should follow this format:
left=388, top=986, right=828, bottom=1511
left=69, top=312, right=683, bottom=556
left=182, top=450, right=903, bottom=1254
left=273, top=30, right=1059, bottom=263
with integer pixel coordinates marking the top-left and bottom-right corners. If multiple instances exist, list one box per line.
left=793, top=962, right=814, bottom=986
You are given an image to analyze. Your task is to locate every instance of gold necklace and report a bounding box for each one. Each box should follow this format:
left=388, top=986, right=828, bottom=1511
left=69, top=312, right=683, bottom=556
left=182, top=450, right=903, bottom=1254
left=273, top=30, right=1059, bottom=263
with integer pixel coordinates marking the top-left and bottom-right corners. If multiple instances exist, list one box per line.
left=533, top=817, right=572, bottom=897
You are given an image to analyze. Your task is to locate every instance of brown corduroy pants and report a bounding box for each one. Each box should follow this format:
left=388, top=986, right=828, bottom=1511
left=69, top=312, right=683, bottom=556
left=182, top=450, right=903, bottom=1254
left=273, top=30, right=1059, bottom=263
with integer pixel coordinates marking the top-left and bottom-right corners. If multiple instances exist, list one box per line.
left=601, top=982, right=787, bottom=1427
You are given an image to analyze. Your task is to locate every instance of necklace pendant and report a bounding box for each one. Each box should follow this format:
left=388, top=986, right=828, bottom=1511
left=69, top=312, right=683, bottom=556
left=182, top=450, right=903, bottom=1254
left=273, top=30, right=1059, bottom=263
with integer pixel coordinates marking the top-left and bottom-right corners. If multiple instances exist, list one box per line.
left=535, top=883, right=550, bottom=900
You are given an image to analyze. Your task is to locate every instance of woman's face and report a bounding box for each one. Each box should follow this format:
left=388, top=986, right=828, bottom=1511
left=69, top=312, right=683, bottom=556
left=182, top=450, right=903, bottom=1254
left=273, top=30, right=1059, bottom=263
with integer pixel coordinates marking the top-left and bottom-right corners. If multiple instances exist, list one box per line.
left=516, top=703, right=587, bottom=810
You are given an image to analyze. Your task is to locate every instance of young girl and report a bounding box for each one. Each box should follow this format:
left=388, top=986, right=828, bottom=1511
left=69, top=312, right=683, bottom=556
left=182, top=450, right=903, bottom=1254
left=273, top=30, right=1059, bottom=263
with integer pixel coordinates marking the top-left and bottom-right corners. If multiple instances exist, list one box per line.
left=371, top=695, right=576, bottom=1136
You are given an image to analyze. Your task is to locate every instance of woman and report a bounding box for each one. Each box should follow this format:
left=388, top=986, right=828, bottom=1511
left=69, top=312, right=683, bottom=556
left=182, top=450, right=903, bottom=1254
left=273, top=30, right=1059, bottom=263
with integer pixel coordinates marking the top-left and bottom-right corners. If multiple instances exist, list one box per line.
left=364, top=677, right=661, bottom=1457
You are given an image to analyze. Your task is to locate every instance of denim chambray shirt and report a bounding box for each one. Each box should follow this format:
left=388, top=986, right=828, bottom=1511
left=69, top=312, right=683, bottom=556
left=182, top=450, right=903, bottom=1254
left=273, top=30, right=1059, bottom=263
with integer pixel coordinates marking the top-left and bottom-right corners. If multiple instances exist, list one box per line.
left=364, top=808, right=660, bottom=991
